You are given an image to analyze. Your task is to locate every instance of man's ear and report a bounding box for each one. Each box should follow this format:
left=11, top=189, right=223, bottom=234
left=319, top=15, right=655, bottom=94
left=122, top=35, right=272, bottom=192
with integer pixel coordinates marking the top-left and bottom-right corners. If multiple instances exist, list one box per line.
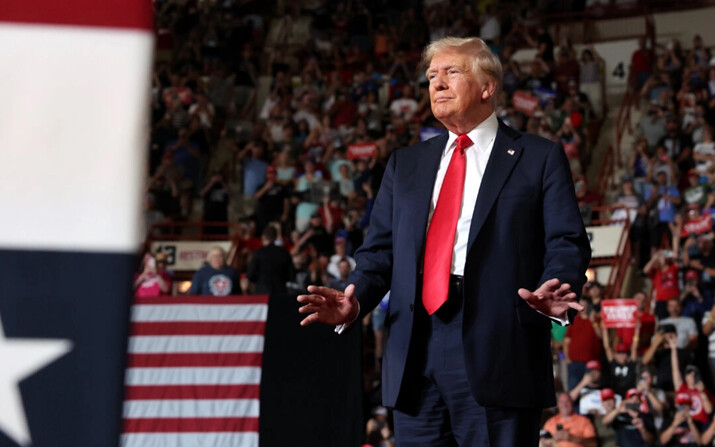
left=481, top=80, right=497, bottom=102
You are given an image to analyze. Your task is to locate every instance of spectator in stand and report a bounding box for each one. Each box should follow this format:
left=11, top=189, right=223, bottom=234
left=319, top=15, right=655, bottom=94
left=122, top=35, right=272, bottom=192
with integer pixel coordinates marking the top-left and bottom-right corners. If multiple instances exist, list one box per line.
left=638, top=102, right=667, bottom=148
left=292, top=211, right=332, bottom=258
left=254, top=166, right=290, bottom=235
left=239, top=139, right=269, bottom=197
left=134, top=253, right=171, bottom=297
left=246, top=226, right=294, bottom=295
left=660, top=116, right=694, bottom=184
left=682, top=234, right=715, bottom=299
left=612, top=175, right=647, bottom=265
left=659, top=298, right=699, bottom=351
left=293, top=160, right=323, bottom=232
left=579, top=45, right=604, bottom=119
left=327, top=237, right=356, bottom=279
left=643, top=325, right=690, bottom=391
left=569, top=360, right=604, bottom=415
left=683, top=169, right=710, bottom=206
left=388, top=85, right=418, bottom=121
left=635, top=369, right=667, bottom=431
left=644, top=171, right=681, bottom=257
left=553, top=49, right=580, bottom=97
left=659, top=392, right=702, bottom=446
left=671, top=354, right=714, bottom=425
left=327, top=258, right=352, bottom=291
left=595, top=388, right=618, bottom=447
left=601, top=324, right=638, bottom=397
left=565, top=297, right=603, bottom=391
left=680, top=269, right=714, bottom=332
left=165, top=127, right=201, bottom=192
left=628, top=136, right=653, bottom=199
left=542, top=393, right=598, bottom=447
left=702, top=289, right=715, bottom=376
left=188, top=246, right=240, bottom=296
left=601, top=388, right=656, bottom=447
left=616, top=292, right=656, bottom=354
left=200, top=170, right=229, bottom=235
left=188, top=92, right=214, bottom=130
left=693, top=124, right=715, bottom=175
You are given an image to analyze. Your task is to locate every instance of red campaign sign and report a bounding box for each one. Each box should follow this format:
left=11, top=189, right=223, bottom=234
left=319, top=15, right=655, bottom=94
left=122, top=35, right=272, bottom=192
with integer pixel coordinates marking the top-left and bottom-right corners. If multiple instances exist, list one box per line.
left=347, top=142, right=377, bottom=160
left=512, top=91, right=540, bottom=116
left=601, top=299, right=638, bottom=328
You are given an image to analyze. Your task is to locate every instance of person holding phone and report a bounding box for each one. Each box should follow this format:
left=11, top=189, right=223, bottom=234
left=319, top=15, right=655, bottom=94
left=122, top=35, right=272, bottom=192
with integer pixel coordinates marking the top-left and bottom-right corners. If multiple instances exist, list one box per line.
left=601, top=388, right=655, bottom=446
left=542, top=393, right=597, bottom=447
left=660, top=393, right=702, bottom=446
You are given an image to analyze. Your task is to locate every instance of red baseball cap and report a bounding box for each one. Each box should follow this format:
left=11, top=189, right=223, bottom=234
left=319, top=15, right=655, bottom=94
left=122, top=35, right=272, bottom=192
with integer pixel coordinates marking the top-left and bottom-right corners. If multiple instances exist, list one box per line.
left=615, top=342, right=629, bottom=353
left=626, top=388, right=641, bottom=399
left=675, top=392, right=692, bottom=406
left=586, top=360, right=601, bottom=371
left=601, top=388, right=615, bottom=401
left=686, top=269, right=699, bottom=281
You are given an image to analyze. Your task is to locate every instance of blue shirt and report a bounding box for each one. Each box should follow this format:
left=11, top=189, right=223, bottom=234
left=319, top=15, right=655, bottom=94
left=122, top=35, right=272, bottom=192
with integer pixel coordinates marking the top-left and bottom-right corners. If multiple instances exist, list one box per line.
left=243, top=158, right=268, bottom=196
left=645, top=185, right=680, bottom=223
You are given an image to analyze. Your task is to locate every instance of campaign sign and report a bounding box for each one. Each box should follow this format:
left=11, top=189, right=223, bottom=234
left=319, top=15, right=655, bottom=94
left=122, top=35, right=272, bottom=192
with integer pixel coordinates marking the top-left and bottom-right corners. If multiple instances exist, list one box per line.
left=347, top=142, right=377, bottom=160
left=601, top=299, right=638, bottom=328
left=512, top=91, right=539, bottom=116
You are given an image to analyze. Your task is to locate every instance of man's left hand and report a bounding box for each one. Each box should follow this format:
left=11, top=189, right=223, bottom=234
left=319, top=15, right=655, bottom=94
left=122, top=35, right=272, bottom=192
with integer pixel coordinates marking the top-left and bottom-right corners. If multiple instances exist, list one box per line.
left=518, top=278, right=583, bottom=320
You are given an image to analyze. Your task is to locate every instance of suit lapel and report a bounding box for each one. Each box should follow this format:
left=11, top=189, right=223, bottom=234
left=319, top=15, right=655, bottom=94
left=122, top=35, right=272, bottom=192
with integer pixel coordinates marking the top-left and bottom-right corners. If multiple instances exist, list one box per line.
left=408, top=133, right=448, bottom=259
left=467, top=122, right=523, bottom=251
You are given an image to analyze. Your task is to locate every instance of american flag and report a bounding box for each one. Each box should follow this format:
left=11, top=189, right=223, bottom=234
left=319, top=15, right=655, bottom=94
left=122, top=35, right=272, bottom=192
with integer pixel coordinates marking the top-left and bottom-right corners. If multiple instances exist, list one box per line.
left=121, top=295, right=269, bottom=447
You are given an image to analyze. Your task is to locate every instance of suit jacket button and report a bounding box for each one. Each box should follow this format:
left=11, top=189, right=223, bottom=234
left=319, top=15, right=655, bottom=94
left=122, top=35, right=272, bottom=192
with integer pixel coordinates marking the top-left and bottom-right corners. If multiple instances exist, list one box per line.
left=409, top=304, right=414, bottom=312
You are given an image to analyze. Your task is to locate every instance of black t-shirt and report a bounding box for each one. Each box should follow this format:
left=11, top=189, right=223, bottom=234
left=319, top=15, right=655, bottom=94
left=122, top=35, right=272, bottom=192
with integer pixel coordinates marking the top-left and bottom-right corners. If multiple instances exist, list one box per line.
left=203, top=184, right=228, bottom=222
left=611, top=412, right=655, bottom=447
left=608, top=360, right=638, bottom=397
left=257, top=184, right=288, bottom=223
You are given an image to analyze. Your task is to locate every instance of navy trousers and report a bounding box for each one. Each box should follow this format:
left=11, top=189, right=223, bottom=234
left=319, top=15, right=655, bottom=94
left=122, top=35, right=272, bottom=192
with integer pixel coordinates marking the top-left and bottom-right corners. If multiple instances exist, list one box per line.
left=393, top=276, right=541, bottom=447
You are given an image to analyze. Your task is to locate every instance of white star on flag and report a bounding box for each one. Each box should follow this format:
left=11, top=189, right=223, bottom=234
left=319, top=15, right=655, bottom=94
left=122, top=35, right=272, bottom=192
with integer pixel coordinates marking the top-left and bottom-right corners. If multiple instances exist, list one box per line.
left=0, top=315, right=72, bottom=446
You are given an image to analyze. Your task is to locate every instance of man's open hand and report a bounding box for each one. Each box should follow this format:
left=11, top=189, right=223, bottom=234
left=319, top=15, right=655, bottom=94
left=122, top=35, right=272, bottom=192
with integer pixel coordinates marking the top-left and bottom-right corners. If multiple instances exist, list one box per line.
left=297, top=284, right=360, bottom=327
left=518, top=278, right=583, bottom=320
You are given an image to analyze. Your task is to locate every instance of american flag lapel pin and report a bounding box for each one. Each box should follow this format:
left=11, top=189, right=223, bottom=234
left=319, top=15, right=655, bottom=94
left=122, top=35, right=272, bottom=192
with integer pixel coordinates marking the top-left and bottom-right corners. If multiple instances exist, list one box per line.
left=507, top=149, right=515, bottom=155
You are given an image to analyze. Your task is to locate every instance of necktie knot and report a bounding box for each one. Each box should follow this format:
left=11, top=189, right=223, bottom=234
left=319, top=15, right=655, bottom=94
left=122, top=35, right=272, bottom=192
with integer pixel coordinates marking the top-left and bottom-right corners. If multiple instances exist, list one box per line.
left=456, top=134, right=473, bottom=153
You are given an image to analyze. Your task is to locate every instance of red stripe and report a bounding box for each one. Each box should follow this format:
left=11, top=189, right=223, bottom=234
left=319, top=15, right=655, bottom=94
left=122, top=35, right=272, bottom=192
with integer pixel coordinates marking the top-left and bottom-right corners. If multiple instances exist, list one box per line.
left=132, top=295, right=269, bottom=305
left=124, top=385, right=260, bottom=400
left=130, top=321, right=266, bottom=336
left=123, top=417, right=259, bottom=433
left=127, top=353, right=263, bottom=368
left=0, top=0, right=152, bottom=30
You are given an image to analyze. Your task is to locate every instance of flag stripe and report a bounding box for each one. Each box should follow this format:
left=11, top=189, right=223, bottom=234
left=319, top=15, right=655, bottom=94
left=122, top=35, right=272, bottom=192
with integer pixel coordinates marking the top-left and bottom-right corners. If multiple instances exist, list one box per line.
left=130, top=321, right=266, bottom=336
left=127, top=353, right=263, bottom=368
left=133, top=296, right=269, bottom=305
left=123, top=417, right=259, bottom=433
left=131, top=305, right=268, bottom=322
left=0, top=25, right=151, bottom=253
left=128, top=335, right=264, bottom=353
left=124, top=385, right=261, bottom=400
left=120, top=432, right=258, bottom=447
left=125, top=367, right=262, bottom=386
left=0, top=0, right=152, bottom=30
left=123, top=399, right=260, bottom=418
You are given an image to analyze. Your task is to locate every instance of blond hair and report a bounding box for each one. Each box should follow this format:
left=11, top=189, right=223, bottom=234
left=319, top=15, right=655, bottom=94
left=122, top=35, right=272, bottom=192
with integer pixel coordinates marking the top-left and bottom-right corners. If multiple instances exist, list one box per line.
left=422, top=37, right=502, bottom=92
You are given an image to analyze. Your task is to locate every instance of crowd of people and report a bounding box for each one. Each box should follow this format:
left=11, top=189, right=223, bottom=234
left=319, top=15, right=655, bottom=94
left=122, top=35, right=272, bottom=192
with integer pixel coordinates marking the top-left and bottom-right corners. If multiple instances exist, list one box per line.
left=131, top=0, right=715, bottom=445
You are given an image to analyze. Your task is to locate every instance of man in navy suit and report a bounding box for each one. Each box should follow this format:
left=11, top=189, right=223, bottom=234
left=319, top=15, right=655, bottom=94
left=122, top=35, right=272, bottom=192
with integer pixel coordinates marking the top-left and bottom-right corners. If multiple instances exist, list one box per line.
left=298, top=37, right=591, bottom=446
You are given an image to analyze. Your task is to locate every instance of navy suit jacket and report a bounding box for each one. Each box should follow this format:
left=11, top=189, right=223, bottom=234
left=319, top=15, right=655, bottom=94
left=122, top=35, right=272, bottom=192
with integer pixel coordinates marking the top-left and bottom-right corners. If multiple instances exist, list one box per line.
left=347, top=120, right=591, bottom=409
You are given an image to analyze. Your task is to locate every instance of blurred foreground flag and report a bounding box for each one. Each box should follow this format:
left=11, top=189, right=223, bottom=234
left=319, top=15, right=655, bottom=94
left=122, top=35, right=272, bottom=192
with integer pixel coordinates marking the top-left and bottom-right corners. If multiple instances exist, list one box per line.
left=0, top=1, right=153, bottom=446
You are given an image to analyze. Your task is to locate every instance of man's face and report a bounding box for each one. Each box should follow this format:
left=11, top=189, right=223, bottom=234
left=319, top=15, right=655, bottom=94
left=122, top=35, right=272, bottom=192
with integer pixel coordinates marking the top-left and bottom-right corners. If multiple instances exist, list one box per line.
left=667, top=299, right=681, bottom=317
left=338, top=261, right=351, bottom=278
left=427, top=47, right=493, bottom=131
left=557, top=393, right=573, bottom=416
left=208, top=250, right=225, bottom=270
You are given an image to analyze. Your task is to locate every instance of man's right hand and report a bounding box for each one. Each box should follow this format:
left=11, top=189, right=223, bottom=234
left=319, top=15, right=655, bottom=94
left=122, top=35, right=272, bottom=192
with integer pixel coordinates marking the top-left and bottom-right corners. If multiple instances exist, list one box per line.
left=297, top=284, right=360, bottom=327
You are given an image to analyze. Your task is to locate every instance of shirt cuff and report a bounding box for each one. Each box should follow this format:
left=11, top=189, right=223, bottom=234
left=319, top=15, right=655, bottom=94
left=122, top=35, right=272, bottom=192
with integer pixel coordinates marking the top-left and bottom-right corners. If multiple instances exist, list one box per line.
left=537, top=308, right=569, bottom=326
left=335, top=302, right=361, bottom=334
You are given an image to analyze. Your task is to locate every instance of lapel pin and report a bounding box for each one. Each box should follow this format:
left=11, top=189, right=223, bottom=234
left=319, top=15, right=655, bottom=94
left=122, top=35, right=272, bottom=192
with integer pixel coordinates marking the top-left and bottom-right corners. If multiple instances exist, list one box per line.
left=507, top=149, right=515, bottom=156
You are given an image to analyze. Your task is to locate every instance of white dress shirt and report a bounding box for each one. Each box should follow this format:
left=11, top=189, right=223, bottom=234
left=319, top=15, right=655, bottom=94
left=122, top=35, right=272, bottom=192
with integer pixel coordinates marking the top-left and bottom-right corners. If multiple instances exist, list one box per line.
left=427, top=112, right=499, bottom=276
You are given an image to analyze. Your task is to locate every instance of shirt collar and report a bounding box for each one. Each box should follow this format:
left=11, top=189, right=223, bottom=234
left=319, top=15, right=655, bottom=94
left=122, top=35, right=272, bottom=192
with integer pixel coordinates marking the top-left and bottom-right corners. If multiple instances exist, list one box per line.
left=445, top=112, right=499, bottom=154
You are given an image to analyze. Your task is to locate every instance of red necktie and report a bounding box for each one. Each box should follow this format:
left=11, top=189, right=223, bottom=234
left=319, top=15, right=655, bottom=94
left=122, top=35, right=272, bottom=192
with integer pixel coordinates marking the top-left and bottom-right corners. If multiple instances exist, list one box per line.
left=422, top=134, right=472, bottom=315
